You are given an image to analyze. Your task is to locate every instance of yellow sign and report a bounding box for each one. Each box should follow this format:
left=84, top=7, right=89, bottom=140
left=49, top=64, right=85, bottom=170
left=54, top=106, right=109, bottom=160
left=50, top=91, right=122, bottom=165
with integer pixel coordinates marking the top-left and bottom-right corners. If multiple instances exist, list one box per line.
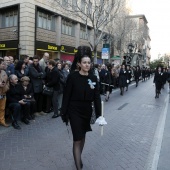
left=48, top=45, right=57, bottom=51
left=61, top=46, right=65, bottom=51
left=74, top=49, right=78, bottom=53
left=0, top=44, right=5, bottom=48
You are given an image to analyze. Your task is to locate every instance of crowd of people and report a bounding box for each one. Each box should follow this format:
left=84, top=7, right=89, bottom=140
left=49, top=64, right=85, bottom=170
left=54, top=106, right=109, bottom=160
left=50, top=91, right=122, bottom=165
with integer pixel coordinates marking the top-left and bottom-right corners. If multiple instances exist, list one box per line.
left=0, top=51, right=170, bottom=131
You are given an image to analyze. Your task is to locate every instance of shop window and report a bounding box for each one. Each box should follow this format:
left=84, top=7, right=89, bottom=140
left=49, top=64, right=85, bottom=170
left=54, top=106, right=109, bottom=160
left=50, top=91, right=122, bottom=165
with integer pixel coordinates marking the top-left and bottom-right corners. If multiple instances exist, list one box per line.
left=62, top=20, right=75, bottom=36
left=1, top=10, right=18, bottom=28
left=37, top=11, right=55, bottom=31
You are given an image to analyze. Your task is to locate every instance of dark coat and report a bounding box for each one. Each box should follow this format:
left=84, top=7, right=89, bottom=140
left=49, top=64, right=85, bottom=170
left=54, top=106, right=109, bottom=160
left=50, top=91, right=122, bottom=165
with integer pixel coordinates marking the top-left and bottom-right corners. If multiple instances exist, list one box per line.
left=14, top=68, right=29, bottom=80
left=6, top=84, right=22, bottom=104
left=17, top=83, right=34, bottom=99
left=119, top=69, right=127, bottom=87
left=46, top=66, right=60, bottom=91
left=154, top=72, right=163, bottom=90
left=29, top=64, right=46, bottom=93
left=126, top=70, right=132, bottom=81
left=104, top=70, right=113, bottom=85
left=162, top=71, right=167, bottom=84
left=62, top=71, right=101, bottom=117
left=134, top=70, right=141, bottom=80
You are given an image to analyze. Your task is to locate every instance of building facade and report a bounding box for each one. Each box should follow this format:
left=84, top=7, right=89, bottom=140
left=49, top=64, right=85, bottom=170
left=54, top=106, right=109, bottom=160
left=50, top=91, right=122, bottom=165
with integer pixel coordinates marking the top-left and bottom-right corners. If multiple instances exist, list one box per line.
left=0, top=0, right=102, bottom=63
left=127, top=15, right=151, bottom=67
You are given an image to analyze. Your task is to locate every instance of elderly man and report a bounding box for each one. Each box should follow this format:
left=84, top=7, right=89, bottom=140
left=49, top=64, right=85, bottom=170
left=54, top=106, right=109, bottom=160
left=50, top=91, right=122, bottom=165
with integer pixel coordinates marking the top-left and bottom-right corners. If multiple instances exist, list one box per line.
left=39, top=52, right=49, bottom=71
left=4, top=56, right=14, bottom=76
left=7, top=74, right=31, bottom=129
left=0, top=59, right=9, bottom=127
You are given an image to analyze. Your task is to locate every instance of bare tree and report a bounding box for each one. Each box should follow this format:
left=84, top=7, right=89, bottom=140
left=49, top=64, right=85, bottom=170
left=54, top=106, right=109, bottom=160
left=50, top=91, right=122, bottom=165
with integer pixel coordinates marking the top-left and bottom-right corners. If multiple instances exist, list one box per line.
left=50, top=0, right=125, bottom=63
left=106, top=7, right=138, bottom=60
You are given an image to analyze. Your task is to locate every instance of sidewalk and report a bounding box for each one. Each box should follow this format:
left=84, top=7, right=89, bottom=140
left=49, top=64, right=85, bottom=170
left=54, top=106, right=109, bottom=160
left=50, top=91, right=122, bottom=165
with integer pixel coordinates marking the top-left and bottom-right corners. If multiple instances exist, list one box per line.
left=157, top=93, right=170, bottom=170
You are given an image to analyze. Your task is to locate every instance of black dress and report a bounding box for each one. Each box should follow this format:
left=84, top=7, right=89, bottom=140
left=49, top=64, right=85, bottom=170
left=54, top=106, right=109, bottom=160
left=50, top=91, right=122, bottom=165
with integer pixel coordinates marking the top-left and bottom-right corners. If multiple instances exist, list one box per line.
left=154, top=72, right=163, bottom=91
left=119, top=69, right=127, bottom=87
left=62, top=71, right=101, bottom=141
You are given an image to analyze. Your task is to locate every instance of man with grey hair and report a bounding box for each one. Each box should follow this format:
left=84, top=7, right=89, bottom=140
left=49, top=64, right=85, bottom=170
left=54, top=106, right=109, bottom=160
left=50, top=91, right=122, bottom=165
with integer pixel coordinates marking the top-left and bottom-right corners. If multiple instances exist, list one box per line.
left=39, top=52, right=49, bottom=71
left=7, top=74, right=31, bottom=129
left=4, top=56, right=14, bottom=76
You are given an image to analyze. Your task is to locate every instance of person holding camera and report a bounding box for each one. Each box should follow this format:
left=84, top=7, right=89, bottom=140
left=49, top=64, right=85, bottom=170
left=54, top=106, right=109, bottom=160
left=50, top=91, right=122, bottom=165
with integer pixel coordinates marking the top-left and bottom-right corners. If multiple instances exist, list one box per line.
left=18, top=76, right=36, bottom=120
left=7, top=75, right=32, bottom=129
left=0, top=58, right=9, bottom=127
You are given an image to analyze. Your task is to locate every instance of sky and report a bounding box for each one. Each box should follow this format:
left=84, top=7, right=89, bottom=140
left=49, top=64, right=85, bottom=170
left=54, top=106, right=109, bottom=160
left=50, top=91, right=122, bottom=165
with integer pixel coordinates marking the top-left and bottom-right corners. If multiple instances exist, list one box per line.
left=130, top=0, right=170, bottom=60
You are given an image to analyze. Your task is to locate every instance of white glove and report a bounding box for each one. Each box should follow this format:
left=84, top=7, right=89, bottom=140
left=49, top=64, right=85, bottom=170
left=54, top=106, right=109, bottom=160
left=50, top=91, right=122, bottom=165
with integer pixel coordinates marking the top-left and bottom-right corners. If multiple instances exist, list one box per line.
left=95, top=116, right=107, bottom=126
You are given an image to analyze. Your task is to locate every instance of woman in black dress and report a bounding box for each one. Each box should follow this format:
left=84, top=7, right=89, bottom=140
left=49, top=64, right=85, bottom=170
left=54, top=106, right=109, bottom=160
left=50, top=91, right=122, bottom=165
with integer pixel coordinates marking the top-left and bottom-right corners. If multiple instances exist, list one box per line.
left=126, top=65, right=132, bottom=91
left=119, top=64, right=127, bottom=96
left=154, top=66, right=163, bottom=98
left=61, top=46, right=101, bottom=170
left=103, top=63, right=113, bottom=101
left=134, top=66, right=141, bottom=87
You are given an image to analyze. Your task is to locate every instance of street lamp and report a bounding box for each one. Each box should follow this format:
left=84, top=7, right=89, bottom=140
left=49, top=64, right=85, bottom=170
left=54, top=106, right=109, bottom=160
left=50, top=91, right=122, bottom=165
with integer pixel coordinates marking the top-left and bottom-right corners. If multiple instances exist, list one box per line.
left=126, top=43, right=134, bottom=66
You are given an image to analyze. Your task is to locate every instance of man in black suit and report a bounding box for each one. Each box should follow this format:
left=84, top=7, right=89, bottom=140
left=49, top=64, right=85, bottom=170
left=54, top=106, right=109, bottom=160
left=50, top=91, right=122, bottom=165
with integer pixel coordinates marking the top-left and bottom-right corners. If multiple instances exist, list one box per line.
left=6, top=74, right=31, bottom=129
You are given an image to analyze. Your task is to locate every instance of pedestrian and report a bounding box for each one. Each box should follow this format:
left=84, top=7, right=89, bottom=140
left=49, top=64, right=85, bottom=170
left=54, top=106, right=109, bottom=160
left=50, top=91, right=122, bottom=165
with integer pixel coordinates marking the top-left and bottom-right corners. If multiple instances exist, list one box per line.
left=61, top=46, right=101, bottom=170
left=162, top=68, right=167, bottom=89
left=134, top=66, right=141, bottom=87
left=119, top=64, right=127, bottom=96
left=46, top=59, right=60, bottom=118
left=29, top=56, right=46, bottom=116
left=153, top=66, right=163, bottom=98
left=103, top=63, right=113, bottom=101
left=126, top=65, right=132, bottom=91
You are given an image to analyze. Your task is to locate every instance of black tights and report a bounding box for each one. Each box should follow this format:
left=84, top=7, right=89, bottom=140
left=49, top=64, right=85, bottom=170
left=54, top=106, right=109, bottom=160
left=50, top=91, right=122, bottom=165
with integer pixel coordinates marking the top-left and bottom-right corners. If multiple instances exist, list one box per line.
left=73, top=136, right=85, bottom=170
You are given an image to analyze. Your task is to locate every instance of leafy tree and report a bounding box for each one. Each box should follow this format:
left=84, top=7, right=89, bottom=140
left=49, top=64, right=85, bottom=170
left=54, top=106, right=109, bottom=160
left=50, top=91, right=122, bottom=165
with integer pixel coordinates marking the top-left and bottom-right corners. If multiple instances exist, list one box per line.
left=149, top=59, right=164, bottom=69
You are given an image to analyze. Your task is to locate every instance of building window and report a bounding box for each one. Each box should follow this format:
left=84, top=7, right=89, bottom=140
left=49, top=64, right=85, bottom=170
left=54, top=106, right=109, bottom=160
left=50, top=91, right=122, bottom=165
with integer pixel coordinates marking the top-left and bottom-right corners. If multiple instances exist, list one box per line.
left=81, top=0, right=85, bottom=13
left=72, top=0, right=77, bottom=10
left=62, top=20, right=75, bottom=36
left=80, top=26, right=88, bottom=40
left=1, top=10, right=18, bottom=28
left=62, top=0, right=68, bottom=7
left=37, top=11, right=55, bottom=31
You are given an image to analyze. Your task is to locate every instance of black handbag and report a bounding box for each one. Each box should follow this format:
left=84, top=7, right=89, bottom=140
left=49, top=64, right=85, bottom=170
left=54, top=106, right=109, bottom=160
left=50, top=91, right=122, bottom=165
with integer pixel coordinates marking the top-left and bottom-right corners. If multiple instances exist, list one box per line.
left=43, top=86, right=54, bottom=96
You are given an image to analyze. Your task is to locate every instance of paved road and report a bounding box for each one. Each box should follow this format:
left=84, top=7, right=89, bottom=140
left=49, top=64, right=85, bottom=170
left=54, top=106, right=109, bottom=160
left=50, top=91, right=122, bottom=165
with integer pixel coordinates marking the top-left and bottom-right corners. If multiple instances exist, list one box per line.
left=0, top=78, right=169, bottom=170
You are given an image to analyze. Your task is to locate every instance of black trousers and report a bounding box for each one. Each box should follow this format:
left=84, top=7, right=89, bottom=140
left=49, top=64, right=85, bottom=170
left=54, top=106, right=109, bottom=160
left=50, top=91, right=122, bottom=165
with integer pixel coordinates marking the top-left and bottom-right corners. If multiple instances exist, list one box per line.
left=34, top=93, right=43, bottom=112
left=8, top=102, right=30, bottom=121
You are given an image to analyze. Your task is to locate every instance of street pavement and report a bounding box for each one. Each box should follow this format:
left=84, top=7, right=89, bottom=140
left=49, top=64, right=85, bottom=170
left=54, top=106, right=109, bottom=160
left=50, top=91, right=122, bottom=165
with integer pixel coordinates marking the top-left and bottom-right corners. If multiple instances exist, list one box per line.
left=0, top=77, right=169, bottom=170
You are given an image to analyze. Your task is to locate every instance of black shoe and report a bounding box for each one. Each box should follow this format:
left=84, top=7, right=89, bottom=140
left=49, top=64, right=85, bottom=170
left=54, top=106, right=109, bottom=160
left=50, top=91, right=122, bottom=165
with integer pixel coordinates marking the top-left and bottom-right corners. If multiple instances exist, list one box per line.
left=12, top=121, right=21, bottom=130
left=21, top=118, right=30, bottom=125
left=52, top=114, right=59, bottom=118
